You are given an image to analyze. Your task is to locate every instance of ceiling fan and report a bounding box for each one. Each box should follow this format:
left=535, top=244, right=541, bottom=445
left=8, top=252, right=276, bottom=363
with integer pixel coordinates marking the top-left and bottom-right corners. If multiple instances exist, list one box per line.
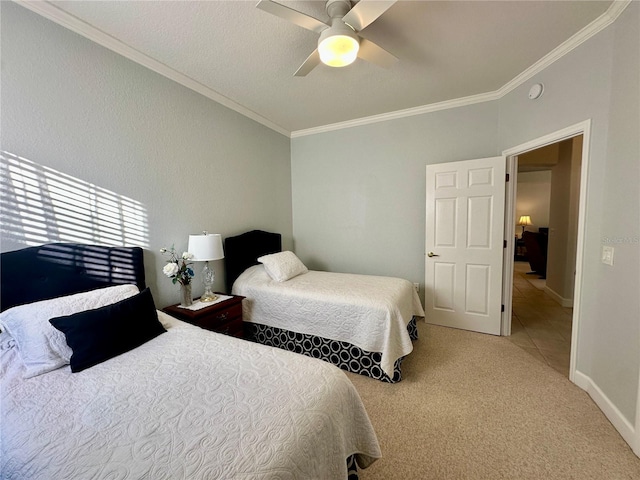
left=256, top=0, right=398, bottom=76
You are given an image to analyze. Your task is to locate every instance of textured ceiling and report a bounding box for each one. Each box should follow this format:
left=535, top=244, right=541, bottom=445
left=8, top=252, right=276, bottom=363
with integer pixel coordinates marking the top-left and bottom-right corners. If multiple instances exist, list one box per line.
left=35, top=1, right=614, bottom=135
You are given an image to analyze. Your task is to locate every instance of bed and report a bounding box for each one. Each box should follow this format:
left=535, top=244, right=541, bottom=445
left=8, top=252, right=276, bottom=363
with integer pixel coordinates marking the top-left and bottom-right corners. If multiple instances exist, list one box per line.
left=0, top=243, right=381, bottom=479
left=225, top=230, right=425, bottom=383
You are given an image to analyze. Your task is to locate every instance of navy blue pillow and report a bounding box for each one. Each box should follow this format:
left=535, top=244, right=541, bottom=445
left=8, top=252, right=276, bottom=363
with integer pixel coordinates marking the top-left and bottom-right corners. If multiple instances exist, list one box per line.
left=50, top=288, right=166, bottom=373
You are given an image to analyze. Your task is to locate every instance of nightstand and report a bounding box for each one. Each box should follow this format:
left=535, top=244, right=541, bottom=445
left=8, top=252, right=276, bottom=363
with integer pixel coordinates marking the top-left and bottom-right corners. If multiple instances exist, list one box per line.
left=515, top=237, right=527, bottom=261
left=163, top=295, right=245, bottom=339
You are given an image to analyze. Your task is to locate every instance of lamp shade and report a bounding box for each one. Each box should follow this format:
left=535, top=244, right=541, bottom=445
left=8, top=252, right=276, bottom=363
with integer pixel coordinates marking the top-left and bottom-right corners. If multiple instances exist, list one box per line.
left=517, top=215, right=533, bottom=227
left=188, top=233, right=224, bottom=261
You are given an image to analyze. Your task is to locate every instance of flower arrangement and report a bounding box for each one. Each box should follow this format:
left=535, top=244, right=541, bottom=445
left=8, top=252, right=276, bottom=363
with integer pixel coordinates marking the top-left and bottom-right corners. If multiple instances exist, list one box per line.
left=160, top=245, right=195, bottom=285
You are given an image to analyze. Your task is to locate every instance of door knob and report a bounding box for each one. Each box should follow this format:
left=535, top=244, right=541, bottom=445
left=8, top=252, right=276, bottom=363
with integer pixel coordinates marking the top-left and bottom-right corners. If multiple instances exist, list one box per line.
left=427, top=252, right=439, bottom=257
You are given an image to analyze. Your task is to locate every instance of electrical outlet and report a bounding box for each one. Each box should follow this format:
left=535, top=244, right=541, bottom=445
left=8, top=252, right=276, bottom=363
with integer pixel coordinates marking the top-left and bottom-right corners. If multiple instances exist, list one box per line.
left=413, top=282, right=420, bottom=293
left=602, top=245, right=614, bottom=266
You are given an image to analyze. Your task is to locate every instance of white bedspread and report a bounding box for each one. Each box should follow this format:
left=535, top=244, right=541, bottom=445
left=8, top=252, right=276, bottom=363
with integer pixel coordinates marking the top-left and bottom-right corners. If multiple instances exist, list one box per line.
left=233, top=266, right=425, bottom=377
left=1, top=312, right=380, bottom=480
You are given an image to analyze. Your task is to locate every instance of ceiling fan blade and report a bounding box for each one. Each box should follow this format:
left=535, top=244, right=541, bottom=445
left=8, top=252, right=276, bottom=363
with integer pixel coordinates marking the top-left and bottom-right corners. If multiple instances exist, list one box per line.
left=342, top=0, right=396, bottom=32
left=256, top=0, right=328, bottom=34
left=294, top=49, right=321, bottom=77
left=357, top=38, right=398, bottom=69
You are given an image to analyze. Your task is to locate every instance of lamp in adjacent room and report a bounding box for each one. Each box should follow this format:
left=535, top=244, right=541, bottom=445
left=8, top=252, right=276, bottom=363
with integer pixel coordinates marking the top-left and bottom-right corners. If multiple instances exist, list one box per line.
left=187, top=232, right=224, bottom=303
left=517, top=215, right=533, bottom=238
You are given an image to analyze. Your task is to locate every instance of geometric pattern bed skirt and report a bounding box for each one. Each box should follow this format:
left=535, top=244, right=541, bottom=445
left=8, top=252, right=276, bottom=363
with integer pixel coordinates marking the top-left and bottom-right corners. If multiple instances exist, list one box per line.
left=347, top=454, right=359, bottom=479
left=245, top=317, right=419, bottom=383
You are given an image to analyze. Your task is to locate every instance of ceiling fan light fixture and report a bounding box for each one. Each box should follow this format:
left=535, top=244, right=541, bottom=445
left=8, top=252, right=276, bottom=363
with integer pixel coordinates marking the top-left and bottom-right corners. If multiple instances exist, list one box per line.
left=318, top=24, right=359, bottom=67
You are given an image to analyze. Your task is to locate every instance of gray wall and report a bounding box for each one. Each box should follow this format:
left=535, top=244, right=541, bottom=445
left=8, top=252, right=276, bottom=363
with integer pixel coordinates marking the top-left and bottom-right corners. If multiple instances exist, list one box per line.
left=0, top=2, right=293, bottom=306
left=497, top=2, right=639, bottom=424
left=292, top=4, right=639, bottom=424
left=292, top=103, right=498, bottom=289
left=545, top=138, right=580, bottom=303
left=515, top=170, right=551, bottom=234
left=593, top=1, right=639, bottom=424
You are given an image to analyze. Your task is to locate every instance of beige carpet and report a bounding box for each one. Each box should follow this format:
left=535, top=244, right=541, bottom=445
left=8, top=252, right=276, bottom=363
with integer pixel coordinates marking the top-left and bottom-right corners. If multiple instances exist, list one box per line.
left=347, top=321, right=640, bottom=480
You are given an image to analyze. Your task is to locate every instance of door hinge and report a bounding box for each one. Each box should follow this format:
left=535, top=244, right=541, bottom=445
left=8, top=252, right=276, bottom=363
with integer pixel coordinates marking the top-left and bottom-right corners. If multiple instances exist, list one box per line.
left=503, top=240, right=507, bottom=248
left=501, top=304, right=505, bottom=312
left=506, top=173, right=510, bottom=182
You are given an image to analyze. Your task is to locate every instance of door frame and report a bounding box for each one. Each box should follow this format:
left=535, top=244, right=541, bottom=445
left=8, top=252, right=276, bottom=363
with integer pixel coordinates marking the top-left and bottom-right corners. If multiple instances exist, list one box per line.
left=500, top=119, right=591, bottom=384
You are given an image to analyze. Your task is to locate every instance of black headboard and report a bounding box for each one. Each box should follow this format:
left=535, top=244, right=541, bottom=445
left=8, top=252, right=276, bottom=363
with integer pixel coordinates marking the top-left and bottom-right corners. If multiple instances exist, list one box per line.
left=1, top=243, right=145, bottom=312
left=224, top=230, right=282, bottom=292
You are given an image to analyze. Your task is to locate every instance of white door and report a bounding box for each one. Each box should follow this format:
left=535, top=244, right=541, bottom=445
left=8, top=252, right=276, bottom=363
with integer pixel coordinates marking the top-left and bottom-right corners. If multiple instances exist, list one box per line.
left=425, top=157, right=506, bottom=335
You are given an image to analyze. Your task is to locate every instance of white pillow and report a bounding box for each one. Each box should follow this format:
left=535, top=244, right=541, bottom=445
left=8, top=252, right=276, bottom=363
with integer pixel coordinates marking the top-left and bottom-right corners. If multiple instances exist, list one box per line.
left=0, top=284, right=139, bottom=378
left=257, top=251, right=308, bottom=282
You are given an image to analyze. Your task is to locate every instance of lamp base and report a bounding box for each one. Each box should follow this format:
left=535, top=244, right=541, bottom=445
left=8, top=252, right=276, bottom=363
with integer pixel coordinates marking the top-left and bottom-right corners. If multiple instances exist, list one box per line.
left=199, top=261, right=217, bottom=302
left=199, top=289, right=218, bottom=303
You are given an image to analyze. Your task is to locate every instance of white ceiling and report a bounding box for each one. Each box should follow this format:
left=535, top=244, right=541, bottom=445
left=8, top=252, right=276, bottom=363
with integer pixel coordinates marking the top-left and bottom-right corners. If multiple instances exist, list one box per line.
left=25, top=0, right=617, bottom=136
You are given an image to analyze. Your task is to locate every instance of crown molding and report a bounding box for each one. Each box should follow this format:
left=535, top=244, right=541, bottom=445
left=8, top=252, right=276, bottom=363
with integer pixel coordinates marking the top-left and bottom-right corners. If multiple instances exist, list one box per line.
left=292, top=0, right=631, bottom=138
left=291, top=90, right=500, bottom=138
left=15, top=0, right=631, bottom=140
left=496, top=0, right=631, bottom=98
left=15, top=0, right=290, bottom=138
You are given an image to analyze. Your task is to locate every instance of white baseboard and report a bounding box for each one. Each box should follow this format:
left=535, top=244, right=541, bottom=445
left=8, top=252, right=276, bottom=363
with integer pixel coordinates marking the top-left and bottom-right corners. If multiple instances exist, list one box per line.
left=544, top=285, right=573, bottom=307
left=573, top=370, right=637, bottom=453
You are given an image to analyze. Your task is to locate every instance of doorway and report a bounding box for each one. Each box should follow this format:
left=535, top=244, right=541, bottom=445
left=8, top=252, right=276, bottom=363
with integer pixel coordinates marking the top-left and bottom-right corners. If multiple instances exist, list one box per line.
left=501, top=120, right=591, bottom=384
left=509, top=137, right=581, bottom=377
left=510, top=260, right=574, bottom=376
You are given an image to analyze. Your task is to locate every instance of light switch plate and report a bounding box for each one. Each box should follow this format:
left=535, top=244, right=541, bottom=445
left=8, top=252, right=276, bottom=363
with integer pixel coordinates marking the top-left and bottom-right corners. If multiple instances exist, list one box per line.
left=602, top=245, right=614, bottom=266
left=413, top=282, right=420, bottom=293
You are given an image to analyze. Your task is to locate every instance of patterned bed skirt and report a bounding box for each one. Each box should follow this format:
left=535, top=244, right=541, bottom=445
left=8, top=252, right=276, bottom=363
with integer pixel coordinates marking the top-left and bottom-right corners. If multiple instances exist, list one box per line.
left=245, top=317, right=419, bottom=383
left=347, top=454, right=358, bottom=479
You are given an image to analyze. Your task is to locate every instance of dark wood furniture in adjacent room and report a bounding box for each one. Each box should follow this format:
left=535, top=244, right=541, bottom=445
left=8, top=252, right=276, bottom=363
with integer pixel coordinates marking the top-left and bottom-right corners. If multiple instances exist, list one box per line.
left=515, top=236, right=527, bottom=261
left=163, top=295, right=245, bottom=338
left=522, top=230, right=549, bottom=278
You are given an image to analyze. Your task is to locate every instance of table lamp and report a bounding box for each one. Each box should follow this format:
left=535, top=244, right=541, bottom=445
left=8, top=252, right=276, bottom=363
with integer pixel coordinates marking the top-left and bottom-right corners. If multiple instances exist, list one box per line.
left=517, top=215, right=533, bottom=238
left=187, top=232, right=224, bottom=302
